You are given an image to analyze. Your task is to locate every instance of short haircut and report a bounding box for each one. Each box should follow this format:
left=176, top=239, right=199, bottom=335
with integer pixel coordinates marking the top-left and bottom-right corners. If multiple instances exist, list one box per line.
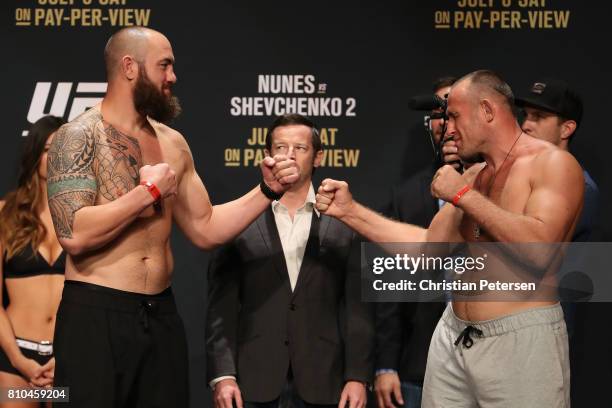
left=432, top=76, right=457, bottom=93
left=265, top=113, right=322, bottom=153
left=104, top=26, right=153, bottom=79
left=460, top=70, right=517, bottom=116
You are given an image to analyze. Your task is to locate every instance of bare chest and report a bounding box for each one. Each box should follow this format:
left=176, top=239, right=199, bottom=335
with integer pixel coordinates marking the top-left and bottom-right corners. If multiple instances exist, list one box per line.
left=91, top=123, right=181, bottom=203
left=459, top=162, right=532, bottom=241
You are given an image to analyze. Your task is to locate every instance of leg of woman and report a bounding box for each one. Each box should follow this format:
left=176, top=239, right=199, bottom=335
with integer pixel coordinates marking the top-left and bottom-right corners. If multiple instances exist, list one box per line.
left=0, top=371, right=40, bottom=408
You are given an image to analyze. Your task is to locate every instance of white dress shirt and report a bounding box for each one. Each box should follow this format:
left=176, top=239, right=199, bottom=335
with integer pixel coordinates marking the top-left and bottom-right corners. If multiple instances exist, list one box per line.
left=271, top=184, right=320, bottom=291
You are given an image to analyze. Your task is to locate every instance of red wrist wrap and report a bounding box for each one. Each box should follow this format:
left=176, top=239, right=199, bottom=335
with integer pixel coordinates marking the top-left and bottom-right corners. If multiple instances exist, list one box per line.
left=452, top=185, right=471, bottom=206
left=140, top=181, right=161, bottom=202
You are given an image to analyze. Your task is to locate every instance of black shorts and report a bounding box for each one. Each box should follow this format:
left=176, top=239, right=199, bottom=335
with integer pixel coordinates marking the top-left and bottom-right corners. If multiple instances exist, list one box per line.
left=53, top=281, right=189, bottom=408
left=0, top=339, right=53, bottom=377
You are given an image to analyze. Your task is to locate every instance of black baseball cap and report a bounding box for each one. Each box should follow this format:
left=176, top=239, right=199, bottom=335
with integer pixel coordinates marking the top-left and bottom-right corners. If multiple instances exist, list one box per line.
left=515, top=78, right=583, bottom=126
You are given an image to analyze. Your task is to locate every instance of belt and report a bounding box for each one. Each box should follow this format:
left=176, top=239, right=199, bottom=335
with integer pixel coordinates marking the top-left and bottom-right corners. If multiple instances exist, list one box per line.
left=16, top=338, right=53, bottom=356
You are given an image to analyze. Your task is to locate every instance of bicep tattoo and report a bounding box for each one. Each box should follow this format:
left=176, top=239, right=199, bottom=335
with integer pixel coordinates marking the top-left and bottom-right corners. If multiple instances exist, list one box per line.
left=47, top=124, right=97, bottom=238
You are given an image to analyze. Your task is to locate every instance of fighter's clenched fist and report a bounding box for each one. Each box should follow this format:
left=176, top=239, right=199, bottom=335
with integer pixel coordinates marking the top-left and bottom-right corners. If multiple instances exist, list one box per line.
left=139, top=163, right=177, bottom=198
left=315, top=178, right=354, bottom=219
left=260, top=154, right=300, bottom=193
left=430, top=164, right=469, bottom=203
left=430, top=163, right=484, bottom=204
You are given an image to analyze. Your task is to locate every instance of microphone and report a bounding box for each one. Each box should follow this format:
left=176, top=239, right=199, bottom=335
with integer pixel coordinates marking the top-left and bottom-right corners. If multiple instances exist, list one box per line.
left=408, top=94, right=446, bottom=111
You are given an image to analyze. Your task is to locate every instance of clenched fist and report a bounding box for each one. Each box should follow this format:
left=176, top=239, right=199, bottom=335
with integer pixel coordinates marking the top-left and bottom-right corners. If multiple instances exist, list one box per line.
left=260, top=154, right=300, bottom=193
left=315, top=179, right=353, bottom=219
left=431, top=163, right=485, bottom=204
left=430, top=164, right=467, bottom=203
left=139, top=163, right=177, bottom=198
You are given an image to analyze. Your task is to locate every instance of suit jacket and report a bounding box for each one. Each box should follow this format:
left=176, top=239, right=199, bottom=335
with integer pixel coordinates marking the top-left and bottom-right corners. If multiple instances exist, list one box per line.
left=206, top=207, right=374, bottom=404
left=375, top=165, right=446, bottom=383
left=572, top=169, right=599, bottom=242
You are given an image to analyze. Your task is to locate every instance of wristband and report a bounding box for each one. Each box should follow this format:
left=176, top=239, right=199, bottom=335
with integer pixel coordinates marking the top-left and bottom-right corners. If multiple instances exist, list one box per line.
left=260, top=181, right=283, bottom=201
left=452, top=185, right=471, bottom=206
left=140, top=181, right=161, bottom=202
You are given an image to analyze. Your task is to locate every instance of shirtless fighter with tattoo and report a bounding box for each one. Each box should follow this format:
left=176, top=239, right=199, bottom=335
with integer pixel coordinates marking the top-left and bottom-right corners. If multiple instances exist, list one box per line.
left=315, top=70, right=583, bottom=407
left=47, top=27, right=299, bottom=407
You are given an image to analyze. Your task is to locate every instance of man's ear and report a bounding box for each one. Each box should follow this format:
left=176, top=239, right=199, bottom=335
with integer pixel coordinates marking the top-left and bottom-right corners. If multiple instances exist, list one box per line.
left=560, top=120, right=577, bottom=141
left=121, top=55, right=139, bottom=80
left=264, top=149, right=271, bottom=158
left=481, top=99, right=495, bottom=123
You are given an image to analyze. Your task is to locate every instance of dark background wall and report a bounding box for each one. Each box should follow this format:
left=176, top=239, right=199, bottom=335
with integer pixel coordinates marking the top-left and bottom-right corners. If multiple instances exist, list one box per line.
left=2, top=1, right=609, bottom=406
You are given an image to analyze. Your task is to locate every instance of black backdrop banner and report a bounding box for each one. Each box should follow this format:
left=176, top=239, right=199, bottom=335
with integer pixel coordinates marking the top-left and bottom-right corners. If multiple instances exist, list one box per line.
left=3, top=1, right=610, bottom=406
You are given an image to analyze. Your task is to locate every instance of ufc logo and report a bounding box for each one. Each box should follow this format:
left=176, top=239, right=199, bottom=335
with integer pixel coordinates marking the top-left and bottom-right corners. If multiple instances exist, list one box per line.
left=23, top=82, right=107, bottom=136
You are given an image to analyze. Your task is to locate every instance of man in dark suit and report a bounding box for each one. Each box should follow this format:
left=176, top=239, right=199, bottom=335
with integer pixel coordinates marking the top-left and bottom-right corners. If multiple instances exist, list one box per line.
left=373, top=77, right=455, bottom=408
left=206, top=113, right=374, bottom=408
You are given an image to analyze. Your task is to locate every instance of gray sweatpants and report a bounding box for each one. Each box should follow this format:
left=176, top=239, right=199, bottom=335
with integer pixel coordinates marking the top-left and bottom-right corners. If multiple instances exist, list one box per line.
left=422, top=304, right=570, bottom=408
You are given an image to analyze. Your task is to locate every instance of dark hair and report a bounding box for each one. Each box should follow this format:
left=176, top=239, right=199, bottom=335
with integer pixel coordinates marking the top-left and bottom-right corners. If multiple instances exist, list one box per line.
left=265, top=113, right=322, bottom=153
left=461, top=70, right=517, bottom=116
left=432, top=76, right=457, bottom=93
left=0, top=115, right=65, bottom=259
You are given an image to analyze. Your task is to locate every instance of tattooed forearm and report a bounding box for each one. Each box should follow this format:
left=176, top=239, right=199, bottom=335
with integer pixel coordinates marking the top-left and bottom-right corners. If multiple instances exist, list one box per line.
left=47, top=123, right=97, bottom=239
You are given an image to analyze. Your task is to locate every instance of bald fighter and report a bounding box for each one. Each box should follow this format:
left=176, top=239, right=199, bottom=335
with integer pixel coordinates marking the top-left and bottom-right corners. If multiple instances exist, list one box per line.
left=316, top=70, right=583, bottom=407
left=47, top=27, right=298, bottom=407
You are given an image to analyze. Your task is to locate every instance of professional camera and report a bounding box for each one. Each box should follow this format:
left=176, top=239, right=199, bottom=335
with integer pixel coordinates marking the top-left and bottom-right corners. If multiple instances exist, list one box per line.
left=408, top=94, right=447, bottom=113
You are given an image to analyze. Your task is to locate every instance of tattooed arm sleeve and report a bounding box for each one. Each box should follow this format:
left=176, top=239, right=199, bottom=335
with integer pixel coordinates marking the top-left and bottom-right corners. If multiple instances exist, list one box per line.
left=47, top=123, right=156, bottom=255
left=47, top=123, right=97, bottom=240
